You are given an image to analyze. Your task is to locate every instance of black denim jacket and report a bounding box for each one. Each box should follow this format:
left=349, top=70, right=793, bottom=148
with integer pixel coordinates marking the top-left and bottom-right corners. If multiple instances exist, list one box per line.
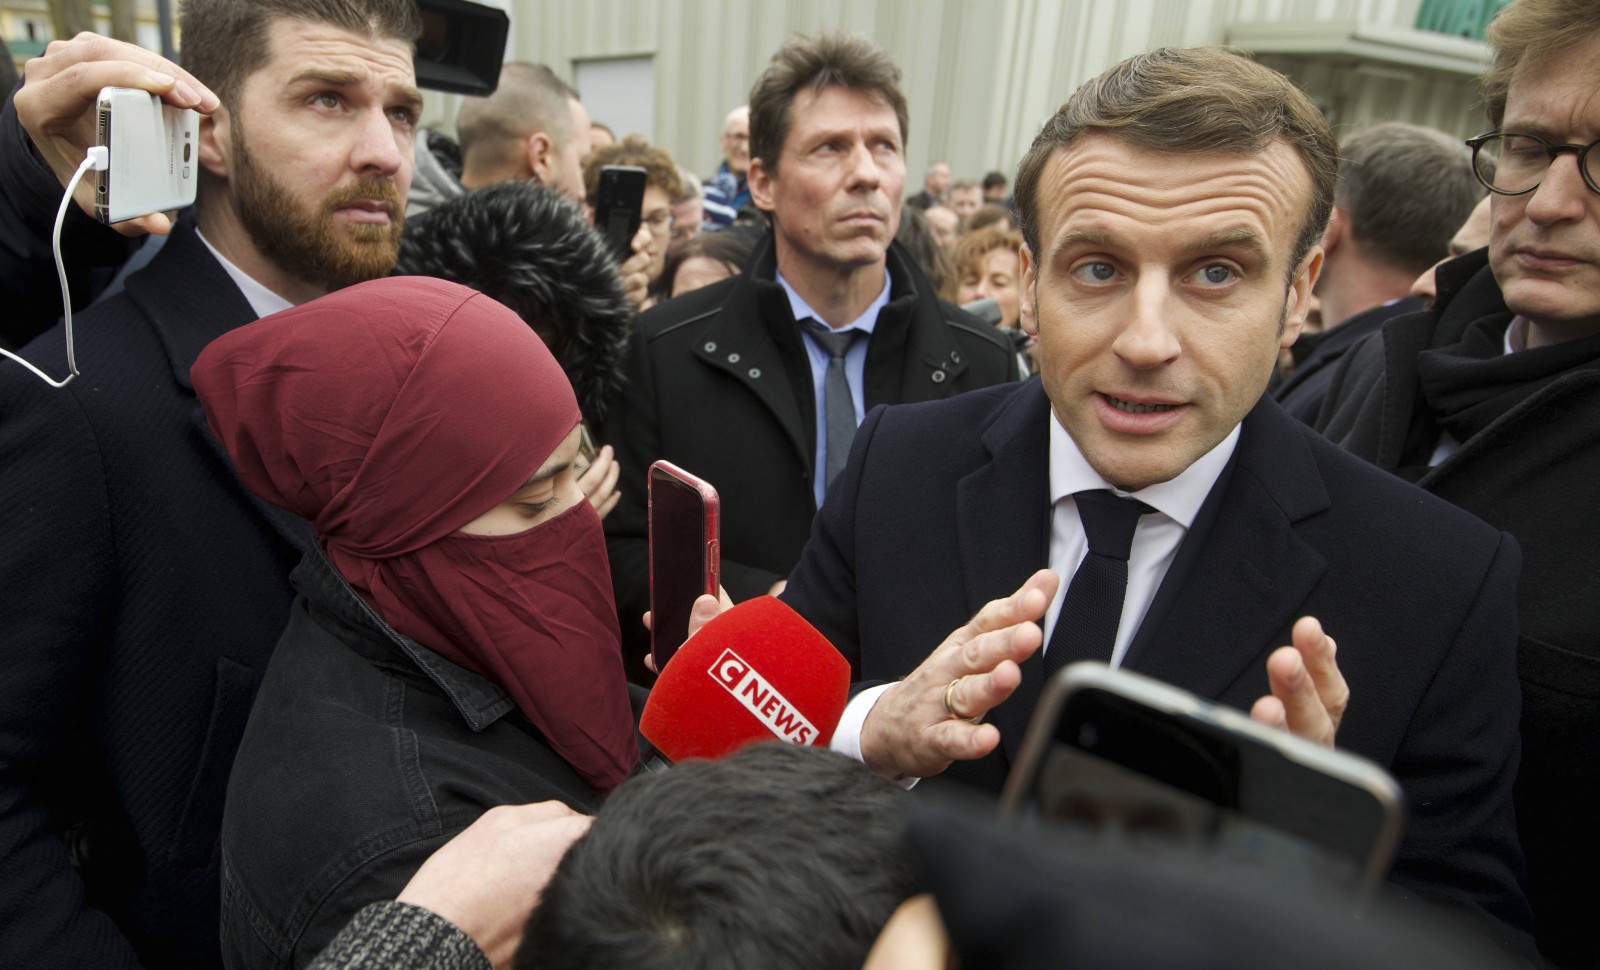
left=218, top=548, right=606, bottom=970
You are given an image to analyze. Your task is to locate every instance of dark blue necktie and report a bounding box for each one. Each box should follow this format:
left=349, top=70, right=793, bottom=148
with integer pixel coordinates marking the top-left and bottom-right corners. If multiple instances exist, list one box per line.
left=1042, top=490, right=1154, bottom=680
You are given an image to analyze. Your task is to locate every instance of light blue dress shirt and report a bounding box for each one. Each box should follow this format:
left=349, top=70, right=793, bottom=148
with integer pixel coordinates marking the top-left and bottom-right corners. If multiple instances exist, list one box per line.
left=776, top=270, right=891, bottom=508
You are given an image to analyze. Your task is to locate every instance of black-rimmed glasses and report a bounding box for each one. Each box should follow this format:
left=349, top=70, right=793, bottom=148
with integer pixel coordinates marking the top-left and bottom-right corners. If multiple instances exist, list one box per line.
left=1465, top=131, right=1600, bottom=196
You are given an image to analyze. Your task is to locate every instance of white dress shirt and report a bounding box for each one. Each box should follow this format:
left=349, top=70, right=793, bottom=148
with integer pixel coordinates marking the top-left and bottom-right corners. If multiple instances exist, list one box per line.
left=830, top=407, right=1240, bottom=767
left=196, top=229, right=294, bottom=319
left=1041, top=410, right=1238, bottom=667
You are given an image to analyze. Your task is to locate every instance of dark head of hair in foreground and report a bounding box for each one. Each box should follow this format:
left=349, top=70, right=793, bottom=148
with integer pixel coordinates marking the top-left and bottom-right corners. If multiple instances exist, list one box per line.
left=395, top=182, right=632, bottom=423
left=180, top=0, right=422, bottom=108
left=517, top=744, right=916, bottom=970
left=1013, top=46, right=1337, bottom=282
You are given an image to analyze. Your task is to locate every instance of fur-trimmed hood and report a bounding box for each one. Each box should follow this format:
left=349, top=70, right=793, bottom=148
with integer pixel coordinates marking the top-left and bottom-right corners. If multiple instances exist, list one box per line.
left=396, top=182, right=633, bottom=423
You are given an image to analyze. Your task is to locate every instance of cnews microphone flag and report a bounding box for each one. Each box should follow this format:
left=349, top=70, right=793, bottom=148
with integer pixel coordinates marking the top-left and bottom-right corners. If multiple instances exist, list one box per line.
left=640, top=596, right=850, bottom=764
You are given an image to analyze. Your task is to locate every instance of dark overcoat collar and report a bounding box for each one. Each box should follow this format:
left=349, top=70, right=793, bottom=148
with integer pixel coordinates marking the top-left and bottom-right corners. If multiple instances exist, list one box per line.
left=686, top=233, right=981, bottom=473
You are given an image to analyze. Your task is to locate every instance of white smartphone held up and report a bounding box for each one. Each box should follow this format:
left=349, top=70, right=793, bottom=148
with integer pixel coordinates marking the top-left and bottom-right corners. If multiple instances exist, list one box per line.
left=95, top=86, right=200, bottom=225
left=1000, top=662, right=1405, bottom=906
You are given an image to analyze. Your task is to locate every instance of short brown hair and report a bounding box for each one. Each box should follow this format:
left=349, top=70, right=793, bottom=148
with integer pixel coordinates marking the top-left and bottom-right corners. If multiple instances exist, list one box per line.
left=1013, top=47, right=1336, bottom=280
left=457, top=62, right=581, bottom=172
left=1483, top=0, right=1600, bottom=128
left=581, top=135, right=683, bottom=201
left=1336, top=123, right=1482, bottom=275
left=747, top=31, right=909, bottom=179
left=180, top=0, right=421, bottom=109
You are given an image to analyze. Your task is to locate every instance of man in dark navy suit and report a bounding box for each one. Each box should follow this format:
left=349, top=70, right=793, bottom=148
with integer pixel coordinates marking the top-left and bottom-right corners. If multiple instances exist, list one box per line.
left=774, top=47, right=1530, bottom=941
left=0, top=2, right=423, bottom=965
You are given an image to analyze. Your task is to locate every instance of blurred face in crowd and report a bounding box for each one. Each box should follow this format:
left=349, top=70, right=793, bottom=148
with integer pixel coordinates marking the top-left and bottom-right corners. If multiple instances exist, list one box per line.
left=926, top=162, right=950, bottom=197
left=950, top=185, right=982, bottom=225
left=984, top=181, right=1007, bottom=202
left=1411, top=195, right=1493, bottom=304
left=589, top=123, right=615, bottom=152
left=542, top=96, right=593, bottom=203
left=671, top=256, right=740, bottom=298
left=721, top=106, right=751, bottom=175
left=206, top=17, right=420, bottom=299
left=957, top=246, right=1022, bottom=329
left=925, top=206, right=959, bottom=252
left=1485, top=33, right=1600, bottom=347
left=670, top=195, right=704, bottom=255
left=1021, top=134, right=1320, bottom=491
left=750, top=85, right=905, bottom=279
left=641, top=183, right=674, bottom=280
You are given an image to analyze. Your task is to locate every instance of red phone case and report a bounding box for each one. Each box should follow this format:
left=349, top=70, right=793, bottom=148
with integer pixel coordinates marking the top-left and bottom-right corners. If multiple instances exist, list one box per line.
left=648, top=460, right=721, bottom=671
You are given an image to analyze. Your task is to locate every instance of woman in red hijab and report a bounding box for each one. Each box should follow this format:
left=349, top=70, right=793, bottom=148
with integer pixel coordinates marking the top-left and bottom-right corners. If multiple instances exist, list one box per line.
left=192, top=276, right=637, bottom=967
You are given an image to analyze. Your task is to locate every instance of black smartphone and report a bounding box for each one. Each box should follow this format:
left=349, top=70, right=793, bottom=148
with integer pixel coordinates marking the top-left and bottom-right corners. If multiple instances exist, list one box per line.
left=1000, top=663, right=1404, bottom=906
left=594, top=165, right=648, bottom=261
left=648, top=460, right=720, bottom=673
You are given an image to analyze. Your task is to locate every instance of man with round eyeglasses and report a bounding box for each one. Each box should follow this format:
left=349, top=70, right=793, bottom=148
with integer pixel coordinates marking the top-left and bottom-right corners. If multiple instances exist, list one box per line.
left=1317, top=1, right=1600, bottom=964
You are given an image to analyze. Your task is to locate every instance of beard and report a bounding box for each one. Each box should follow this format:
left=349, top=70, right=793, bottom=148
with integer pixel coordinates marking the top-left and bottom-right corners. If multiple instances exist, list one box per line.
left=230, top=116, right=404, bottom=290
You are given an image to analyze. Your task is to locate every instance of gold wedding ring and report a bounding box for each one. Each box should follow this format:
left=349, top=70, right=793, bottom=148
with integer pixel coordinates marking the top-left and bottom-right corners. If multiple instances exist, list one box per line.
left=943, top=678, right=982, bottom=724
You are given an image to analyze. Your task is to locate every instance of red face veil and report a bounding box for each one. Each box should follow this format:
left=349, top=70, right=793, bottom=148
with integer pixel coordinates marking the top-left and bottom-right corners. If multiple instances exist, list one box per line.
left=192, top=276, right=636, bottom=790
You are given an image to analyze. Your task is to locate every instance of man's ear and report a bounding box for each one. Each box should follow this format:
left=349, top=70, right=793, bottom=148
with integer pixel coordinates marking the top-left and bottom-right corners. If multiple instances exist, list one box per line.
left=1282, top=244, right=1325, bottom=349
left=197, top=106, right=231, bottom=179
left=1320, top=207, right=1345, bottom=256
left=525, top=132, right=554, bottom=184
left=747, top=157, right=775, bottom=212
left=1019, top=243, right=1040, bottom=337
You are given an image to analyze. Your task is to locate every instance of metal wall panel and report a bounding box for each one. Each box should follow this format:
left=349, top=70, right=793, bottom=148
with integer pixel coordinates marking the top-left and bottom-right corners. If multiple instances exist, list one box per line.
left=421, top=0, right=1482, bottom=186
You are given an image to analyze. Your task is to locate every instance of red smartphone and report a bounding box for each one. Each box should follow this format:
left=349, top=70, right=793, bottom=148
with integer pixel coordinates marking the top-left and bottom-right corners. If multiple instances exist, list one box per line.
left=648, top=460, right=720, bottom=672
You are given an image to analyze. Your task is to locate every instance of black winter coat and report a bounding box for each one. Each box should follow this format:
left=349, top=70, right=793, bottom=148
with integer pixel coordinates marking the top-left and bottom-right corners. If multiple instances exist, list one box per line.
left=1317, top=249, right=1600, bottom=969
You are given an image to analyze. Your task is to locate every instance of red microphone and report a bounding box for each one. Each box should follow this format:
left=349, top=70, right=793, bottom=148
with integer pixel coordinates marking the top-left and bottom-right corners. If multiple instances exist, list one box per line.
left=639, top=596, right=850, bottom=767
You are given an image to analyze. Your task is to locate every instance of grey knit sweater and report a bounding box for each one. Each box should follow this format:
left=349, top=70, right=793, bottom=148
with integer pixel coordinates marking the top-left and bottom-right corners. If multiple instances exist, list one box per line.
left=307, top=901, right=492, bottom=970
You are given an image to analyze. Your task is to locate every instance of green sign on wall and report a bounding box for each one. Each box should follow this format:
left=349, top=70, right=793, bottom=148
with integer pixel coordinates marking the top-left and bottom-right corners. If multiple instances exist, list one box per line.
left=1415, top=0, right=1514, bottom=42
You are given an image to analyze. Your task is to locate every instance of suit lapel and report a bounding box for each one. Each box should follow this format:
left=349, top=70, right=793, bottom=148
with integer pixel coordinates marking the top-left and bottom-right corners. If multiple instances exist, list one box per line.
left=1373, top=313, right=1438, bottom=471
left=952, top=382, right=1053, bottom=763
left=1122, top=400, right=1329, bottom=702
left=128, top=221, right=314, bottom=554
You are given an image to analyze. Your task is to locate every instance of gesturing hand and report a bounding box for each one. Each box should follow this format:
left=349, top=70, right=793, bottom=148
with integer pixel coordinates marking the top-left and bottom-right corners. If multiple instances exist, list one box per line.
left=860, top=569, right=1060, bottom=780
left=1249, top=615, right=1348, bottom=747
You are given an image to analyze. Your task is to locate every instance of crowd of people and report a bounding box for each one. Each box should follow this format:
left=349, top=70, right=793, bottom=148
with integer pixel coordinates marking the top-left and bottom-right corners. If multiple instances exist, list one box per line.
left=0, top=0, right=1595, bottom=967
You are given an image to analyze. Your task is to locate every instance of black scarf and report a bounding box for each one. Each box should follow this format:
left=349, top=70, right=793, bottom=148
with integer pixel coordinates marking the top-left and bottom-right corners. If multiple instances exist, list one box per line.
left=1413, top=316, right=1600, bottom=469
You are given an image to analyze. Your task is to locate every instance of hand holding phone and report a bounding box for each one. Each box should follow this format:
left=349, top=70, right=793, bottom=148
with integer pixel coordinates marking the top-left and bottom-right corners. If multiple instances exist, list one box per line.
left=648, top=461, right=720, bottom=672
left=95, top=86, right=200, bottom=225
left=15, top=35, right=214, bottom=233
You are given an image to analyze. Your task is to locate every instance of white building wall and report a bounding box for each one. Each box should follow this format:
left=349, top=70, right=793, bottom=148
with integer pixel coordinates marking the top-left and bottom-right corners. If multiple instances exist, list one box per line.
left=422, top=0, right=1488, bottom=184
